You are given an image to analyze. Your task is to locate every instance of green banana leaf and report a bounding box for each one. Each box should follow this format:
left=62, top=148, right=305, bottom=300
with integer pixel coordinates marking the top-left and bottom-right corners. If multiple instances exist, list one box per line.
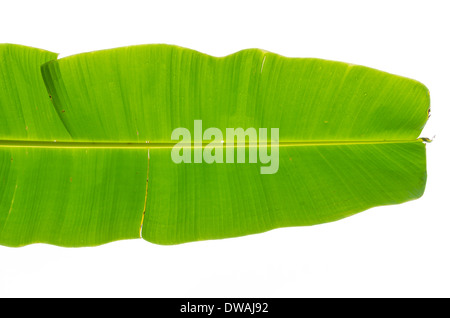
left=0, top=44, right=429, bottom=247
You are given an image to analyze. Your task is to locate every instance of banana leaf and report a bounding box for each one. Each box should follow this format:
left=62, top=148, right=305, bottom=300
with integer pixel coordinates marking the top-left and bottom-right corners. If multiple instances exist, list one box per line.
left=0, top=44, right=429, bottom=246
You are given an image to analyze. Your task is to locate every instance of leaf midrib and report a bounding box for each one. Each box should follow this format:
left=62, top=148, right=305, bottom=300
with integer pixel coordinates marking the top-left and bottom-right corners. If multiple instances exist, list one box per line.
left=0, top=139, right=427, bottom=149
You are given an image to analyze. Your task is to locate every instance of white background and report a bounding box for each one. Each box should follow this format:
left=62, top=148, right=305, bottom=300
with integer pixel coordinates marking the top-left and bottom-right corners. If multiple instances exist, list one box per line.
left=0, top=0, right=449, bottom=298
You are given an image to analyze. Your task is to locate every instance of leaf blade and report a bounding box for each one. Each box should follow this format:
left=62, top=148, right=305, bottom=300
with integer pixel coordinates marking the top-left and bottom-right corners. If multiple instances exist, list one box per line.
left=142, top=141, right=426, bottom=244
left=0, top=44, right=430, bottom=246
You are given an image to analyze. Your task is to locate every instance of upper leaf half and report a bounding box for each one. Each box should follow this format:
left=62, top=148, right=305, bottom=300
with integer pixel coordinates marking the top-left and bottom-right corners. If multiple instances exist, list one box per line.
left=40, top=44, right=430, bottom=143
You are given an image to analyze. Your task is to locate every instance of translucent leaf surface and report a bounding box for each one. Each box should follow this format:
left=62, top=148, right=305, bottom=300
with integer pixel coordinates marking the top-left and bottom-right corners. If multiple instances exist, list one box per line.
left=0, top=44, right=429, bottom=246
